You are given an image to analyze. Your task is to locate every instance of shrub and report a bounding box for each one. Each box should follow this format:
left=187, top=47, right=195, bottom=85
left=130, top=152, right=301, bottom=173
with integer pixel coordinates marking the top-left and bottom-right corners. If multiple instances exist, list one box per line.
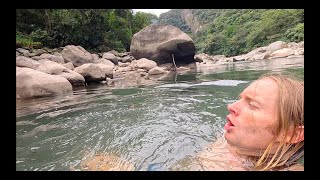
left=284, top=23, right=304, bottom=42
left=16, top=31, right=42, bottom=49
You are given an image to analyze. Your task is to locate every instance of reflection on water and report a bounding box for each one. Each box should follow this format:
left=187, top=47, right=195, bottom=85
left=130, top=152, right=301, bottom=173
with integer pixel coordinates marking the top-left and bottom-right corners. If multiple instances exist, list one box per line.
left=170, top=138, right=253, bottom=171
left=197, top=56, right=304, bottom=74
left=16, top=57, right=304, bottom=171
left=77, top=153, right=135, bottom=171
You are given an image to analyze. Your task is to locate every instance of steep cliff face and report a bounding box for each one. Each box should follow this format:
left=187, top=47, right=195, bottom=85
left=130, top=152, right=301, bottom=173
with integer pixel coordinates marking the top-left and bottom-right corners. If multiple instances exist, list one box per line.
left=158, top=9, right=227, bottom=35
left=180, top=9, right=203, bottom=34
left=158, top=9, right=208, bottom=34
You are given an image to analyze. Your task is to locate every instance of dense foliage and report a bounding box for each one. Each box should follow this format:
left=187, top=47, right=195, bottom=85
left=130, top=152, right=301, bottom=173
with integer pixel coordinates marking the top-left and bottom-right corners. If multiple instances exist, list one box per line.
left=17, top=9, right=304, bottom=56
left=158, top=9, right=192, bottom=33
left=158, top=9, right=304, bottom=56
left=16, top=9, right=157, bottom=53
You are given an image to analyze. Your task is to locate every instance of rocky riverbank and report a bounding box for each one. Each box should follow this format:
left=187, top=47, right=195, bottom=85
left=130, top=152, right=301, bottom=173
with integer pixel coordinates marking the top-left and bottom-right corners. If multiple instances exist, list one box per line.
left=16, top=25, right=303, bottom=99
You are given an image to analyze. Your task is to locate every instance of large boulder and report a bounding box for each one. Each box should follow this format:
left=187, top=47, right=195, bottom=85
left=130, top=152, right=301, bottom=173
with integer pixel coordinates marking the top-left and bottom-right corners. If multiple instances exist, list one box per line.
left=16, top=56, right=41, bottom=70
left=36, top=61, right=85, bottom=86
left=102, top=52, right=116, bottom=61
left=266, top=41, right=288, bottom=54
left=130, top=24, right=196, bottom=65
left=16, top=67, right=72, bottom=99
left=61, top=45, right=94, bottom=67
left=39, top=53, right=65, bottom=64
left=270, top=48, right=295, bottom=58
left=95, top=63, right=114, bottom=78
left=130, top=58, right=157, bottom=71
left=74, top=63, right=105, bottom=83
left=93, top=58, right=115, bottom=69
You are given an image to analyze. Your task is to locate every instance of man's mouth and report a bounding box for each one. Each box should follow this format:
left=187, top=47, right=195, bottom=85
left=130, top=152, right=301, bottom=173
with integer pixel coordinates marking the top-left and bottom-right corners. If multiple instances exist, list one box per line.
left=227, top=116, right=234, bottom=125
left=224, top=115, right=235, bottom=131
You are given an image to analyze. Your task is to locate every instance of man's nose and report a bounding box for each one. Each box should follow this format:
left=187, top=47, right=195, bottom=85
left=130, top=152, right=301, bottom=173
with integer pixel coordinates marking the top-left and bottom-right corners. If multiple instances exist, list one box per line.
left=227, top=101, right=239, bottom=115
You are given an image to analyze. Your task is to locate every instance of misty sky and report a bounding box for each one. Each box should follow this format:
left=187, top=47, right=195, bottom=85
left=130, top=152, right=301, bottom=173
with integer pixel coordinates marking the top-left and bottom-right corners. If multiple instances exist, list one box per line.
left=132, top=9, right=171, bottom=17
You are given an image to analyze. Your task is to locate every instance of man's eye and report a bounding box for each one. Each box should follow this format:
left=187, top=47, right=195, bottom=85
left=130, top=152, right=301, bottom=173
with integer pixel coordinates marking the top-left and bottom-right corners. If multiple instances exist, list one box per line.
left=249, top=102, right=257, bottom=109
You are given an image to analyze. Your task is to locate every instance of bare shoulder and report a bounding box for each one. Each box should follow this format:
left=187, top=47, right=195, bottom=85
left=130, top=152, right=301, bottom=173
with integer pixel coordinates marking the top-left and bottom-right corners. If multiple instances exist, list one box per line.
left=280, top=164, right=304, bottom=171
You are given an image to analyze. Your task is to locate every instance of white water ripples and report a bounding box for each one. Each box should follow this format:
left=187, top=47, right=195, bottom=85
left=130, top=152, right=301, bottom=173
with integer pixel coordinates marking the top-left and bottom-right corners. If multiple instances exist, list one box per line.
left=16, top=58, right=304, bottom=171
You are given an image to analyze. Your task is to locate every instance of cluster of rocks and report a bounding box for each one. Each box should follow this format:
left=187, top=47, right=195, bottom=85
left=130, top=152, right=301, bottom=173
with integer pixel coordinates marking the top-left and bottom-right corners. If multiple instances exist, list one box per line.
left=16, top=24, right=200, bottom=99
left=16, top=45, right=196, bottom=99
left=195, top=40, right=304, bottom=67
left=16, top=23, right=304, bottom=100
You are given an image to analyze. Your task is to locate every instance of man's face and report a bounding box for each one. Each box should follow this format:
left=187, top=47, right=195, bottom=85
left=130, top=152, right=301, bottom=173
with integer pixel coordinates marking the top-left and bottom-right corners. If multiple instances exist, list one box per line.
left=224, top=78, right=279, bottom=152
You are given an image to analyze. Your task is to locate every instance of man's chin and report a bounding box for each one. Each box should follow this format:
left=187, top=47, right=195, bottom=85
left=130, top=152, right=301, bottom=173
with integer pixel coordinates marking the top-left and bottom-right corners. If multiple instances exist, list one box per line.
left=224, top=132, right=232, bottom=142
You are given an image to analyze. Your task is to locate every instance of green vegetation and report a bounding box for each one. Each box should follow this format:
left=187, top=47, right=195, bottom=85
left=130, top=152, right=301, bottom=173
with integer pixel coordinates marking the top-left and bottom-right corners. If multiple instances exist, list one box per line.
left=158, top=9, right=304, bottom=56
left=16, top=31, right=42, bottom=48
left=16, top=9, right=157, bottom=52
left=17, top=9, right=304, bottom=57
left=158, top=9, right=192, bottom=33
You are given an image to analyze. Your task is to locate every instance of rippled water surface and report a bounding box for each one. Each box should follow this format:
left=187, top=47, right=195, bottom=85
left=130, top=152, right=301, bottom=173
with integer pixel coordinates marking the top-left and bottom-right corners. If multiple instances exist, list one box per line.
left=16, top=57, right=304, bottom=171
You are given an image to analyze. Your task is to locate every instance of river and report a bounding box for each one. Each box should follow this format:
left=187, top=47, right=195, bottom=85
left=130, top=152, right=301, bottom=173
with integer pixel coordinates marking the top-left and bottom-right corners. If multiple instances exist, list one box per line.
left=16, top=56, right=304, bottom=171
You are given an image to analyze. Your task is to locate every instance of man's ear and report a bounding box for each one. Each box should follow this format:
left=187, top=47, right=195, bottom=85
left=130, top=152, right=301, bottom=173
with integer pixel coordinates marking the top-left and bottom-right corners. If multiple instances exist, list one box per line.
left=287, top=126, right=304, bottom=143
left=276, top=126, right=304, bottom=143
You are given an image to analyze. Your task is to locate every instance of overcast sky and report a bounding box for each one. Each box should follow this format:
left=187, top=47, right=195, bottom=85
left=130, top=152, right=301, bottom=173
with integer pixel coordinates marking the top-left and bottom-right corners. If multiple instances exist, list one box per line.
left=132, top=9, right=171, bottom=17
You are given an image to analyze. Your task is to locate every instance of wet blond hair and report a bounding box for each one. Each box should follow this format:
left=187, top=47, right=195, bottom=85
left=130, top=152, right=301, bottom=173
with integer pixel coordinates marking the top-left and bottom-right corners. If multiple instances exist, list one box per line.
left=252, top=73, right=304, bottom=171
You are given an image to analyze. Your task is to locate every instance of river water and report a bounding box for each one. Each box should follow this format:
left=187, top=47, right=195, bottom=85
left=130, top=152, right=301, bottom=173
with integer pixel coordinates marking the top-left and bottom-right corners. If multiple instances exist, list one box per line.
left=16, top=56, right=304, bottom=171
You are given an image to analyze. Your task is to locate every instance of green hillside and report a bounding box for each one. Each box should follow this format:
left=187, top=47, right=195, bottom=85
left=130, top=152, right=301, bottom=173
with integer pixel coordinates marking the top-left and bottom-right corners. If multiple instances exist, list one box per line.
left=157, top=9, right=304, bottom=56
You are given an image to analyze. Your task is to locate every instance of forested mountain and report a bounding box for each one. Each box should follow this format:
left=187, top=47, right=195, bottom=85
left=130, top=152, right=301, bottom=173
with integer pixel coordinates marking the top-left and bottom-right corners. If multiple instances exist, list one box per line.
left=16, top=9, right=158, bottom=53
left=17, top=9, right=304, bottom=57
left=157, top=9, right=304, bottom=56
